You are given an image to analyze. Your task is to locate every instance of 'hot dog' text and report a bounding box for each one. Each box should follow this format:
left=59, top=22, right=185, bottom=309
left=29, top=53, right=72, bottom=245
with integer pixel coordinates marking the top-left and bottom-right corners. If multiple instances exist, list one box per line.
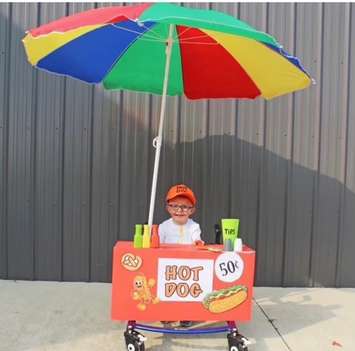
left=164, top=265, right=203, bottom=298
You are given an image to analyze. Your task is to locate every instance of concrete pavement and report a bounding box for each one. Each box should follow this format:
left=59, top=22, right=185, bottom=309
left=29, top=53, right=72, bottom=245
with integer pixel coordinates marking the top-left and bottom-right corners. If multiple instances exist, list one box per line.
left=0, top=280, right=354, bottom=351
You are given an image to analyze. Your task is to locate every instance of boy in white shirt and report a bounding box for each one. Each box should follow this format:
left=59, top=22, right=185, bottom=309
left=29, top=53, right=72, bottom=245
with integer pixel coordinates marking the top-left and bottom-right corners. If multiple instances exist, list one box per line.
left=159, top=184, right=203, bottom=328
left=159, top=184, right=202, bottom=245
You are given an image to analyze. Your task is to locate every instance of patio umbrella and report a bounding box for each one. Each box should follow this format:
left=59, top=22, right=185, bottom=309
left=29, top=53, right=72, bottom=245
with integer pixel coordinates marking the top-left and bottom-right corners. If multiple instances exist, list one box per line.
left=22, top=2, right=312, bottom=226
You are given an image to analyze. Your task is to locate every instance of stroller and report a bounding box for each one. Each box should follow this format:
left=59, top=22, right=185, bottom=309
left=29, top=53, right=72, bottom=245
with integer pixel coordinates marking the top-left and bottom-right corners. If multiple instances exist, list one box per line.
left=112, top=225, right=255, bottom=351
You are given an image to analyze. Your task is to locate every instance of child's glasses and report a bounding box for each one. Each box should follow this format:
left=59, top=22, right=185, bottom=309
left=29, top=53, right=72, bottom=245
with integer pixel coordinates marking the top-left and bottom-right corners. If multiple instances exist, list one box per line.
left=167, top=204, right=194, bottom=212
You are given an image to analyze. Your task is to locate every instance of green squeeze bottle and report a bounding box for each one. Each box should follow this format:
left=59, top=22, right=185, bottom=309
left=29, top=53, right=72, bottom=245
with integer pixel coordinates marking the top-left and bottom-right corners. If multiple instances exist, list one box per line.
left=142, top=224, right=151, bottom=248
left=133, top=224, right=143, bottom=248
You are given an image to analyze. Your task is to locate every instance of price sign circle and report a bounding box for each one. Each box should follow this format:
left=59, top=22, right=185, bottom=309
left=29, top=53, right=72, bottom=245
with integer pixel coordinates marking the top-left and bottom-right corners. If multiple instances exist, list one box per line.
left=215, top=252, right=244, bottom=283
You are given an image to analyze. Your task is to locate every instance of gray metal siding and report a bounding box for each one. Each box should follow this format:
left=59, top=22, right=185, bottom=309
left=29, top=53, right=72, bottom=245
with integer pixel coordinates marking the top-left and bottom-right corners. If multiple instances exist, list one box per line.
left=284, top=3, right=322, bottom=287
left=6, top=3, right=37, bottom=279
left=311, top=4, right=351, bottom=287
left=0, top=3, right=10, bottom=279
left=34, top=3, right=66, bottom=282
left=0, top=2, right=355, bottom=286
left=338, top=3, right=355, bottom=287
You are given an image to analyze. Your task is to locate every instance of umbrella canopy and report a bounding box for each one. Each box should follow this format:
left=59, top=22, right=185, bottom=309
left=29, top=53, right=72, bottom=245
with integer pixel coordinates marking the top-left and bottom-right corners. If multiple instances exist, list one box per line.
left=23, top=2, right=311, bottom=100
left=22, top=3, right=312, bottom=225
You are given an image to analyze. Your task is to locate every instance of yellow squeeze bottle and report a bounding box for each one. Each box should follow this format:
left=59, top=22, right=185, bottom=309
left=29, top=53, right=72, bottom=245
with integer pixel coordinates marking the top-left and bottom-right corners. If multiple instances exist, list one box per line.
left=142, top=224, right=151, bottom=248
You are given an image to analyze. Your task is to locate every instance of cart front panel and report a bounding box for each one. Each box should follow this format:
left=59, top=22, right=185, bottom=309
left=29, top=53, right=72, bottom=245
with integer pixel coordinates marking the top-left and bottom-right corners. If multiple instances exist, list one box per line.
left=112, top=242, right=255, bottom=322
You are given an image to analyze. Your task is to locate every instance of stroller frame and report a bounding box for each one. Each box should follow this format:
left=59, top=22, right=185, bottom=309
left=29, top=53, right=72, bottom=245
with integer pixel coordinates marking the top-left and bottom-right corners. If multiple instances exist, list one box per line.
left=123, top=320, right=250, bottom=351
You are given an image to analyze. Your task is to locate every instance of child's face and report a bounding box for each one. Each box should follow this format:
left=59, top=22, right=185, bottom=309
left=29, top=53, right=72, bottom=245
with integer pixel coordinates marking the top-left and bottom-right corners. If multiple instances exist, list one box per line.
left=166, top=196, right=195, bottom=225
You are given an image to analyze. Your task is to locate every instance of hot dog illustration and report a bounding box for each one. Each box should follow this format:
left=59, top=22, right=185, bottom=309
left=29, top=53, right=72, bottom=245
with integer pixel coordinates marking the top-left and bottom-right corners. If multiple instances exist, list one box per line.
left=202, top=285, right=247, bottom=313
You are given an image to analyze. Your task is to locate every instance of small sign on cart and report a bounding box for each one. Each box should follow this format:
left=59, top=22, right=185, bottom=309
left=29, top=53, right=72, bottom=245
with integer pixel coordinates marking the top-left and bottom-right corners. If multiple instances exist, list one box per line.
left=157, top=258, right=214, bottom=302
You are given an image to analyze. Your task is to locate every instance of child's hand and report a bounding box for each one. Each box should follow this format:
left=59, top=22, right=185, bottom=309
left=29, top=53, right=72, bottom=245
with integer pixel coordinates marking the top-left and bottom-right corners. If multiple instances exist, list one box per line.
left=194, top=240, right=205, bottom=246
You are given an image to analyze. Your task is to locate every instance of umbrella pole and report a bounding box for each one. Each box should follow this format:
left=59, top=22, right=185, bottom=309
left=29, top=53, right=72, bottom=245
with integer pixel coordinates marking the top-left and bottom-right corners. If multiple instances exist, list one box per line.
left=148, top=24, right=174, bottom=226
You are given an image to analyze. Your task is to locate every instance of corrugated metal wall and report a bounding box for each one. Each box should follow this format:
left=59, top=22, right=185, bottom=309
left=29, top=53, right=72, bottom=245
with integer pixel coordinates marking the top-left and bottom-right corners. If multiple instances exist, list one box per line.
left=1, top=2, right=354, bottom=286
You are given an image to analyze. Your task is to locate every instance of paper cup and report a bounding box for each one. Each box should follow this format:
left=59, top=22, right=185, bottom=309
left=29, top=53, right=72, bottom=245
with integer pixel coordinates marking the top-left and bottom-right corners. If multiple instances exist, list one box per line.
left=234, top=238, right=243, bottom=252
left=221, top=218, right=239, bottom=245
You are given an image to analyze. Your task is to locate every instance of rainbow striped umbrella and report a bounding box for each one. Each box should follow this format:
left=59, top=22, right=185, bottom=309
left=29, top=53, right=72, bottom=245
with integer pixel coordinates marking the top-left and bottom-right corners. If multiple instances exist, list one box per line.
left=22, top=3, right=312, bottom=224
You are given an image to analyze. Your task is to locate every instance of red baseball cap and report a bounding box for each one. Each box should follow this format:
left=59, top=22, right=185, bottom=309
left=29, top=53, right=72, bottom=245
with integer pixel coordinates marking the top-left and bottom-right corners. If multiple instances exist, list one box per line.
left=166, top=184, right=196, bottom=206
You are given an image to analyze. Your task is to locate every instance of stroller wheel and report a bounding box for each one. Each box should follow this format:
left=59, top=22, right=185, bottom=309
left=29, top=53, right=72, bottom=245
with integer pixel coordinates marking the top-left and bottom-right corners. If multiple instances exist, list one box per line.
left=126, top=341, right=144, bottom=351
left=227, top=331, right=249, bottom=351
left=229, top=345, right=247, bottom=351
left=124, top=329, right=146, bottom=351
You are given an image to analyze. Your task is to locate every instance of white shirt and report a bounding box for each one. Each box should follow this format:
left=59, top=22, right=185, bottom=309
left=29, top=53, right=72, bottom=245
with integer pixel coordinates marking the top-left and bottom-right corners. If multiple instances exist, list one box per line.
left=159, top=218, right=201, bottom=244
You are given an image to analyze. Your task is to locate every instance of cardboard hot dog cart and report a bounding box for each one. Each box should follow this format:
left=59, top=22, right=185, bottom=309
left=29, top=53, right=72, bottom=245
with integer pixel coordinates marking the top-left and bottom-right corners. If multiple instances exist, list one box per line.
left=112, top=241, right=255, bottom=351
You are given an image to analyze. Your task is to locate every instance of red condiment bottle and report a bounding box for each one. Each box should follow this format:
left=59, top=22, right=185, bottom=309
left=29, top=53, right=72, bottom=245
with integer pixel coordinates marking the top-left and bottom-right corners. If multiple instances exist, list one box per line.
left=150, top=224, right=160, bottom=248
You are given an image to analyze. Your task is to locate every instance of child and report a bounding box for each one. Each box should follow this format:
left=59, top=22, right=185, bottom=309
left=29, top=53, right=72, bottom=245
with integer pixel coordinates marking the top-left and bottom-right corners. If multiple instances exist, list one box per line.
left=159, top=184, right=203, bottom=328
left=159, top=184, right=202, bottom=245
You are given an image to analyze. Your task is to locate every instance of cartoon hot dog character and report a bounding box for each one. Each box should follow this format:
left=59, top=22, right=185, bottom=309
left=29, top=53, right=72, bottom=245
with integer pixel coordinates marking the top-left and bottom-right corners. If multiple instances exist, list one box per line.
left=203, top=285, right=248, bottom=313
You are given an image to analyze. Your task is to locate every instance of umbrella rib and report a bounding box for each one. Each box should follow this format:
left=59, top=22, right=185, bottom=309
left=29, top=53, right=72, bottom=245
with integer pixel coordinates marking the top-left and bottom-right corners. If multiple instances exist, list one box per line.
left=175, top=27, right=220, bottom=44
left=111, top=23, right=164, bottom=41
left=178, top=34, right=212, bottom=41
left=135, top=21, right=167, bottom=41
left=178, top=41, right=220, bottom=45
left=140, top=16, right=278, bottom=46
left=176, top=26, right=192, bottom=38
